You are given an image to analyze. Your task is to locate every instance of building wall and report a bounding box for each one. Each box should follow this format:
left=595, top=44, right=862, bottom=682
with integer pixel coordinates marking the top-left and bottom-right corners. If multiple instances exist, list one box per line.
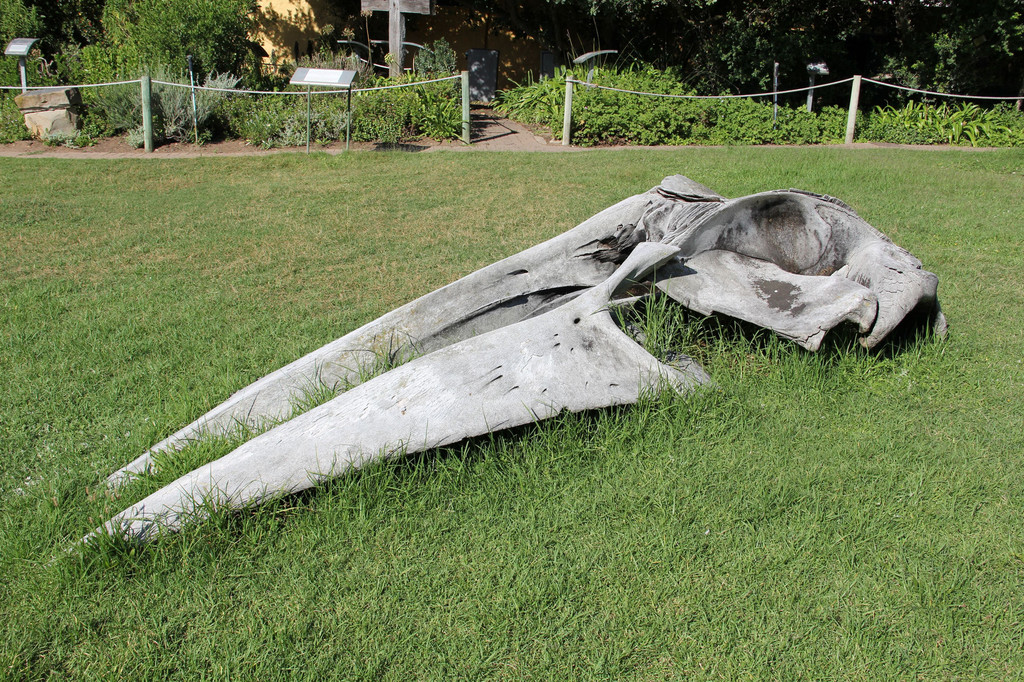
left=254, top=0, right=345, bottom=64
left=254, top=0, right=545, bottom=88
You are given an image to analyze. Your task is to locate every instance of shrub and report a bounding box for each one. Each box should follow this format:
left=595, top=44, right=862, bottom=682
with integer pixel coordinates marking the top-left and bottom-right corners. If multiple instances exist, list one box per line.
left=413, top=39, right=457, bottom=78
left=858, top=101, right=1024, bottom=147
left=101, top=0, right=256, bottom=77
left=153, top=71, right=240, bottom=142
left=89, top=68, right=239, bottom=143
left=496, top=66, right=849, bottom=146
left=0, top=93, right=31, bottom=143
left=218, top=75, right=461, bottom=147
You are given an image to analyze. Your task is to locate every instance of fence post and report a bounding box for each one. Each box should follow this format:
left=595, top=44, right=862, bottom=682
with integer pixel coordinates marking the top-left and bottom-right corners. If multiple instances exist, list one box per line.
left=141, top=73, right=153, bottom=153
left=461, top=70, right=471, bottom=144
left=845, top=75, right=862, bottom=145
left=562, top=78, right=574, bottom=146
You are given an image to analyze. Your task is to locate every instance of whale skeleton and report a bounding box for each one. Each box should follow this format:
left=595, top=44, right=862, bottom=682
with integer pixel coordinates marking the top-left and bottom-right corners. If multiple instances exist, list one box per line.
left=92, top=176, right=945, bottom=542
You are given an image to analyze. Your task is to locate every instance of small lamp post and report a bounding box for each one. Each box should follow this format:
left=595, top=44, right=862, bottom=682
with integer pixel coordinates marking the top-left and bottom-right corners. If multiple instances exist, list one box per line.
left=4, top=38, right=39, bottom=93
left=806, top=62, right=829, bottom=112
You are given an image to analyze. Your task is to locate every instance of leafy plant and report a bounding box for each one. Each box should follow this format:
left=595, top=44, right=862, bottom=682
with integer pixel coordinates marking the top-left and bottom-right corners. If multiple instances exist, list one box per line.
left=88, top=68, right=239, bottom=144
left=413, top=38, right=457, bottom=78
left=0, top=93, right=31, bottom=143
left=495, top=72, right=566, bottom=126
left=218, top=74, right=462, bottom=147
left=860, top=101, right=1023, bottom=147
left=496, top=66, right=848, bottom=146
left=414, top=84, right=461, bottom=140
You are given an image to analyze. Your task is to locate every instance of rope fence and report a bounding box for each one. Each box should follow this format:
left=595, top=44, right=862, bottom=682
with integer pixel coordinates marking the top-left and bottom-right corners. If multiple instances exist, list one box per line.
left=560, top=74, right=1024, bottom=146
left=2, top=71, right=471, bottom=151
left=150, top=73, right=460, bottom=96
left=566, top=76, right=854, bottom=100
left=4, top=68, right=1022, bottom=150
left=1, top=79, right=142, bottom=90
left=862, top=78, right=1024, bottom=102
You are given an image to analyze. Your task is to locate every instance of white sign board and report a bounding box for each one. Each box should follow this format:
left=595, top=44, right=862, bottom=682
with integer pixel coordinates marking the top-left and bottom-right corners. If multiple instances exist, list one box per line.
left=4, top=38, right=38, bottom=56
left=289, top=68, right=358, bottom=88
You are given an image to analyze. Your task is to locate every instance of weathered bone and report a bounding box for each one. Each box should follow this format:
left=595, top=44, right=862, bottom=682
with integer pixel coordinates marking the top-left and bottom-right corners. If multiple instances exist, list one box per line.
left=106, top=176, right=944, bottom=491
left=654, top=252, right=878, bottom=350
left=656, top=189, right=946, bottom=349
left=91, top=243, right=708, bottom=542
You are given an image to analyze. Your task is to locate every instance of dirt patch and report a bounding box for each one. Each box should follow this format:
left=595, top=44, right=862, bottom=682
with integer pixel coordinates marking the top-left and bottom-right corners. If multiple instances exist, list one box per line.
left=0, top=109, right=566, bottom=159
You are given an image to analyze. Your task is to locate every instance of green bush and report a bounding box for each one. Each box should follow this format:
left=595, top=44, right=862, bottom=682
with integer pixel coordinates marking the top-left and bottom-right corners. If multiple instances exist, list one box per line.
left=102, top=0, right=256, bottom=76
left=0, top=92, right=31, bottom=143
left=413, top=39, right=457, bottom=78
left=0, top=0, right=42, bottom=88
left=496, top=66, right=848, bottom=146
left=858, top=101, right=1024, bottom=147
left=218, top=76, right=461, bottom=147
left=89, top=69, right=239, bottom=144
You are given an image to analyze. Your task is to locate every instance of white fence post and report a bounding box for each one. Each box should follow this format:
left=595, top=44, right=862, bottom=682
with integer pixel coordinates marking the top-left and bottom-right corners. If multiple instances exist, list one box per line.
left=845, top=75, right=862, bottom=144
left=562, top=78, right=574, bottom=146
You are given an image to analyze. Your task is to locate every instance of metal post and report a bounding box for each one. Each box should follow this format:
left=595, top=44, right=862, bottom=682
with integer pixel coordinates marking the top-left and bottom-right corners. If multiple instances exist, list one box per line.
left=562, top=77, right=574, bottom=146
left=806, top=73, right=816, bottom=113
left=187, top=55, right=199, bottom=144
left=772, top=62, right=779, bottom=126
left=18, top=56, right=27, bottom=93
left=461, top=70, right=471, bottom=144
left=346, top=87, right=352, bottom=152
left=141, top=73, right=154, bottom=153
left=306, top=87, right=311, bottom=154
left=845, top=75, right=862, bottom=145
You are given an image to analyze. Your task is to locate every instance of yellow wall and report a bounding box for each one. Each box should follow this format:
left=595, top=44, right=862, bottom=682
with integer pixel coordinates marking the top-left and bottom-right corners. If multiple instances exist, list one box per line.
left=254, top=0, right=344, bottom=64
left=405, top=6, right=544, bottom=88
left=254, top=1, right=544, bottom=87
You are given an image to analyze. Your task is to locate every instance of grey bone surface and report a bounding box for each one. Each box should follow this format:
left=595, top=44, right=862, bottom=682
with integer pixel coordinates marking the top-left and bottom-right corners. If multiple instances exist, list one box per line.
left=107, top=175, right=944, bottom=489
left=106, top=192, right=654, bottom=486
left=93, top=243, right=708, bottom=542
left=659, top=189, right=946, bottom=348
left=655, top=251, right=879, bottom=351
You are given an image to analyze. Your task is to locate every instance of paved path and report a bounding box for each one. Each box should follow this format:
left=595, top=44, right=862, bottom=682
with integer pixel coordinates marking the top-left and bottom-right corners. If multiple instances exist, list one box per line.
left=0, top=108, right=568, bottom=158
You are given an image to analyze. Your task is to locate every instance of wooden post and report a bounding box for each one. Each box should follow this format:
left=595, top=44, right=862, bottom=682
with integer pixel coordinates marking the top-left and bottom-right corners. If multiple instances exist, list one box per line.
left=388, top=0, right=404, bottom=79
left=461, top=70, right=471, bottom=144
left=561, top=77, right=573, bottom=146
left=346, top=87, right=352, bottom=152
left=361, top=0, right=433, bottom=78
left=141, top=73, right=153, bottom=153
left=845, top=75, right=862, bottom=145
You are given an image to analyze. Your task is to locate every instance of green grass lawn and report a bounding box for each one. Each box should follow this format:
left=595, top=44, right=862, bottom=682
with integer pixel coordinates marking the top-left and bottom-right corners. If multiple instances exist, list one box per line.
left=1, top=148, right=1022, bottom=680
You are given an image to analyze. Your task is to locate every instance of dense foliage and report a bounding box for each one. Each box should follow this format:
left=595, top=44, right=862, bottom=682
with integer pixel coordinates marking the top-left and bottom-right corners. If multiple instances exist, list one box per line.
left=496, top=67, right=1024, bottom=147
left=444, top=0, right=1024, bottom=101
left=497, top=68, right=849, bottom=146
left=217, top=78, right=462, bottom=147
left=860, top=102, right=1024, bottom=147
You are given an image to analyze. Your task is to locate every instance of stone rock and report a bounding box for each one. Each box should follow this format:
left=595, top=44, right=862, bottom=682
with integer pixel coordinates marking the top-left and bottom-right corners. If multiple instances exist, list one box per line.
left=14, top=87, right=82, bottom=112
left=14, top=87, right=82, bottom=139
left=23, top=109, right=80, bottom=138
